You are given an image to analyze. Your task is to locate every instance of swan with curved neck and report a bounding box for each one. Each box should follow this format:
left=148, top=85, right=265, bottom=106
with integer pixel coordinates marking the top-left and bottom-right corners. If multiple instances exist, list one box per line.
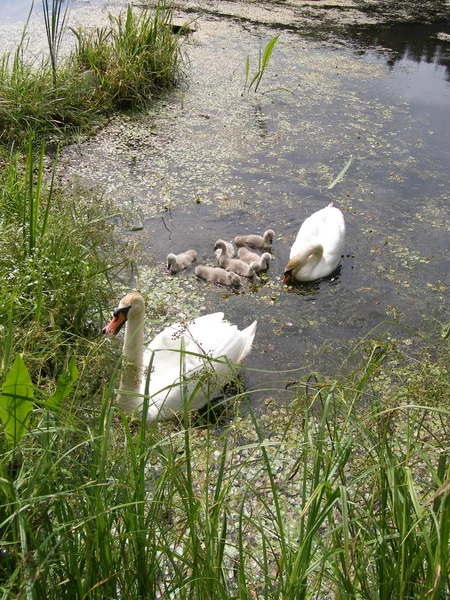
left=214, top=239, right=235, bottom=260
left=103, top=292, right=257, bottom=421
left=283, top=203, right=345, bottom=283
left=214, top=240, right=259, bottom=277
left=238, top=248, right=272, bottom=271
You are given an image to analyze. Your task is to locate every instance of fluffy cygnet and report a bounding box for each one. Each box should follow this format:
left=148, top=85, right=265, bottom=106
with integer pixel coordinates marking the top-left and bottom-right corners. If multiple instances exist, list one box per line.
left=214, top=241, right=259, bottom=277
left=167, top=249, right=197, bottom=274
left=195, top=265, right=241, bottom=287
left=234, top=229, right=275, bottom=250
left=214, top=239, right=235, bottom=260
left=238, top=248, right=272, bottom=271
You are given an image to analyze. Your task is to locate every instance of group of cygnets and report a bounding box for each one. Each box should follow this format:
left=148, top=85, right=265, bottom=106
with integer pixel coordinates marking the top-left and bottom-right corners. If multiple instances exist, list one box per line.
left=166, top=201, right=347, bottom=286
left=166, top=229, right=275, bottom=287
left=103, top=203, right=347, bottom=423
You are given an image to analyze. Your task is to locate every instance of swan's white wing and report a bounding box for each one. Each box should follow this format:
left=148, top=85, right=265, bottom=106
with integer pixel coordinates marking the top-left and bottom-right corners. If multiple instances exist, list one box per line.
left=291, top=206, right=345, bottom=261
left=140, top=313, right=256, bottom=420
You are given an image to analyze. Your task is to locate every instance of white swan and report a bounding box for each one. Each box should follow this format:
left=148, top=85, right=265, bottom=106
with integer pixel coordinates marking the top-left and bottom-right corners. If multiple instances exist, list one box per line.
left=195, top=265, right=241, bottom=287
left=238, top=248, right=272, bottom=271
left=167, top=249, right=197, bottom=274
left=283, top=203, right=345, bottom=283
left=215, top=240, right=259, bottom=277
left=234, top=229, right=275, bottom=250
left=214, top=239, right=235, bottom=260
left=103, top=292, right=257, bottom=422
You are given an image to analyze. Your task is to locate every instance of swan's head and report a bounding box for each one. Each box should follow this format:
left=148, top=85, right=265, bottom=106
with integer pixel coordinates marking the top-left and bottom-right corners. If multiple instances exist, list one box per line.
left=214, top=239, right=227, bottom=252
left=260, top=252, right=272, bottom=269
left=166, top=253, right=177, bottom=270
left=264, top=230, right=275, bottom=246
left=229, top=273, right=241, bottom=287
left=282, top=262, right=294, bottom=285
left=102, top=292, right=145, bottom=335
left=249, top=261, right=260, bottom=275
left=282, top=270, right=293, bottom=284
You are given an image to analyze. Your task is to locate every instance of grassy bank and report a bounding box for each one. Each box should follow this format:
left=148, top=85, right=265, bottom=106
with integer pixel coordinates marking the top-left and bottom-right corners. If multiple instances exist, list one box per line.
left=0, top=329, right=449, bottom=598
left=0, top=2, right=183, bottom=147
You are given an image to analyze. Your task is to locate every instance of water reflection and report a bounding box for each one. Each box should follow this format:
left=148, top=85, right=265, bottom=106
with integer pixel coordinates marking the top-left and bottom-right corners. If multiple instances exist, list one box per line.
left=352, top=22, right=450, bottom=81
left=0, top=0, right=37, bottom=22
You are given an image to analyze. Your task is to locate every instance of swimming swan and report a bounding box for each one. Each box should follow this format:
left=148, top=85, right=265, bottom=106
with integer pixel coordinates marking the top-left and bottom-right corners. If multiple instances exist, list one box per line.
left=238, top=248, right=272, bottom=271
left=103, top=292, right=257, bottom=422
left=234, top=229, right=275, bottom=250
left=167, top=249, right=197, bottom=274
left=195, top=265, right=241, bottom=287
left=283, top=203, right=345, bottom=283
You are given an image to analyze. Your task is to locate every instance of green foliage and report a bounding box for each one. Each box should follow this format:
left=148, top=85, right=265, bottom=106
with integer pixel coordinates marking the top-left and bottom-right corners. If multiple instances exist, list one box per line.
left=0, top=2, right=183, bottom=146
left=42, top=0, right=70, bottom=86
left=0, top=142, right=122, bottom=337
left=72, top=3, right=182, bottom=109
left=0, top=354, right=33, bottom=448
left=243, top=35, right=279, bottom=94
left=327, top=154, right=353, bottom=189
left=47, top=356, right=78, bottom=409
left=0, top=333, right=448, bottom=599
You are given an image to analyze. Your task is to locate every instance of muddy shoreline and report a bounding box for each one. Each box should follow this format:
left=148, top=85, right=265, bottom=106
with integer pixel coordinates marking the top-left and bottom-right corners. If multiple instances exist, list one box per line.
left=169, top=0, right=450, bottom=36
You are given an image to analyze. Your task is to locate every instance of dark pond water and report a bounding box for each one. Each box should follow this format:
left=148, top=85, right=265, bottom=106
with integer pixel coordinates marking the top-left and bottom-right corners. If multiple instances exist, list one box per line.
left=126, top=19, right=450, bottom=404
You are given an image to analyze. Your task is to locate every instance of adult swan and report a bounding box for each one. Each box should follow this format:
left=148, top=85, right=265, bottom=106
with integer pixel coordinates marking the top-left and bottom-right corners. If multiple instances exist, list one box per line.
left=283, top=202, right=345, bottom=283
left=103, top=292, right=257, bottom=422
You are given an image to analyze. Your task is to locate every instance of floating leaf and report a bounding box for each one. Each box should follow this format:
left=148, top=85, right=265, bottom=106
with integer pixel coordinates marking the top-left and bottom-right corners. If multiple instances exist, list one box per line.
left=0, top=354, right=34, bottom=448
left=327, top=155, right=353, bottom=190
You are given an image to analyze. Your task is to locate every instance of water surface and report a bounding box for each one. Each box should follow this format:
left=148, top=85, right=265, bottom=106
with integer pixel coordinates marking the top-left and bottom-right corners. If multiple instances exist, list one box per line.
left=2, top=2, right=449, bottom=407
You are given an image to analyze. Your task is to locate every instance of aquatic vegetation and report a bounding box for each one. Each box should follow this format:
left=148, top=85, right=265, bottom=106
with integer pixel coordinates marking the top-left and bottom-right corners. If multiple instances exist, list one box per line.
left=0, top=2, right=183, bottom=145
left=243, top=34, right=279, bottom=94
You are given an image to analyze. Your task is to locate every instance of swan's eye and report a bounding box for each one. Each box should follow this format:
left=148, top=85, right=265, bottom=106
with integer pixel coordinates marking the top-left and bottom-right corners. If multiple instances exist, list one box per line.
left=114, top=305, right=131, bottom=319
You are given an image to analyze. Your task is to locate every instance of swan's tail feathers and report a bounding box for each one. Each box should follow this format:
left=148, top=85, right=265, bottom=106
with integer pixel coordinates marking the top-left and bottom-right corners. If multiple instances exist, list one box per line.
left=237, top=320, right=257, bottom=364
left=328, top=201, right=334, bottom=207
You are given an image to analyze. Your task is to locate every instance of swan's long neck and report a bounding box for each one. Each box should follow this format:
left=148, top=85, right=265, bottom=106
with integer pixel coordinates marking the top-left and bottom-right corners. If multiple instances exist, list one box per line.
left=118, top=311, right=145, bottom=413
left=291, top=243, right=324, bottom=272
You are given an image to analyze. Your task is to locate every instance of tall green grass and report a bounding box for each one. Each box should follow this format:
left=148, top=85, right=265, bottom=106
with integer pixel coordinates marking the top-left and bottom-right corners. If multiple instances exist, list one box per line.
left=73, top=3, right=182, bottom=109
left=1, top=328, right=448, bottom=598
left=0, top=2, right=183, bottom=146
left=42, top=0, right=70, bottom=86
left=0, top=140, right=130, bottom=411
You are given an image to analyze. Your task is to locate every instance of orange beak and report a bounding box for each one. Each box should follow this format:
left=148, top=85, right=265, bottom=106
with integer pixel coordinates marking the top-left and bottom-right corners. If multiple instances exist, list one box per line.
left=282, top=270, right=293, bottom=285
left=102, top=307, right=129, bottom=335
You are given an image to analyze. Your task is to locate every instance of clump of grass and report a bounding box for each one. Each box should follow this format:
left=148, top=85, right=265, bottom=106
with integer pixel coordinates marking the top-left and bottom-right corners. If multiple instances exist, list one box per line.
left=73, top=3, right=182, bottom=109
left=0, top=2, right=183, bottom=146
left=0, top=140, right=130, bottom=397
